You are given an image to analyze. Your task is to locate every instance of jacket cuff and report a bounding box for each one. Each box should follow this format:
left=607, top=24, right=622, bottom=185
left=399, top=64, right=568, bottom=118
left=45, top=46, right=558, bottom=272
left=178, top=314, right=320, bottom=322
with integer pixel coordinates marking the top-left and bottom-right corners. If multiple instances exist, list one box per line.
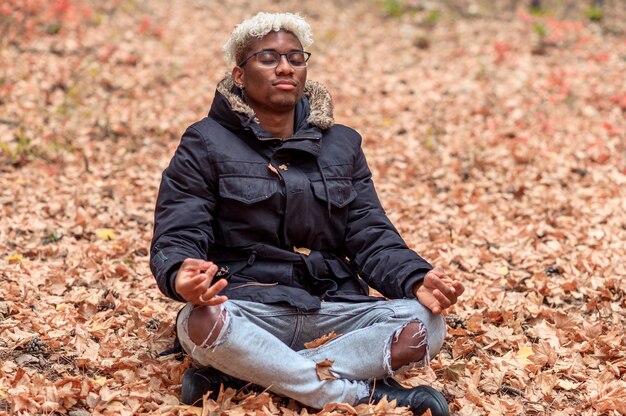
left=165, top=264, right=187, bottom=303
left=402, top=268, right=432, bottom=299
left=151, top=247, right=187, bottom=302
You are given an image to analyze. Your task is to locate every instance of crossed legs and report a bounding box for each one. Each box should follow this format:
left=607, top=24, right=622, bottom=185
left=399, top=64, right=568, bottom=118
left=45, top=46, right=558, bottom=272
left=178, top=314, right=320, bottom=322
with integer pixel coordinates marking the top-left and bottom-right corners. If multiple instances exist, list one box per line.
left=177, top=299, right=446, bottom=408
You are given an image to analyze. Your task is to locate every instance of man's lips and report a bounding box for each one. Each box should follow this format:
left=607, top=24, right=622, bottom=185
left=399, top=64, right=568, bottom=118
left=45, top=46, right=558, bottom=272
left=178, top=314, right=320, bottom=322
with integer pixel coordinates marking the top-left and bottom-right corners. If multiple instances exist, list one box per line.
left=273, top=80, right=297, bottom=90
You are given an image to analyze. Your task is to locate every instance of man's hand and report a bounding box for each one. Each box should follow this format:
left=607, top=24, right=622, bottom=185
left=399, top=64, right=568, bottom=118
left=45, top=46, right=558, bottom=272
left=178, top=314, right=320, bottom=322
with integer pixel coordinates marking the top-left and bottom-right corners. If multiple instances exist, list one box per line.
left=174, top=258, right=229, bottom=306
left=413, top=267, right=464, bottom=314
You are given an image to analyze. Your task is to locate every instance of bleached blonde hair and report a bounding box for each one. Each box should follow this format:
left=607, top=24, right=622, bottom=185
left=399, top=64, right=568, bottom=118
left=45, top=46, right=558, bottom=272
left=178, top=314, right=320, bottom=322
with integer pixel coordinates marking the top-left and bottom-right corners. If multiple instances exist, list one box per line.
left=223, top=12, right=313, bottom=65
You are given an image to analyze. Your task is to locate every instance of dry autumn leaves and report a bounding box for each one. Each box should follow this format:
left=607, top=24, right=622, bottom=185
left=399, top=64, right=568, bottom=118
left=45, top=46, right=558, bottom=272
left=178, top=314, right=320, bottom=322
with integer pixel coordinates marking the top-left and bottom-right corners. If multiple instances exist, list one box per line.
left=1, top=0, right=626, bottom=415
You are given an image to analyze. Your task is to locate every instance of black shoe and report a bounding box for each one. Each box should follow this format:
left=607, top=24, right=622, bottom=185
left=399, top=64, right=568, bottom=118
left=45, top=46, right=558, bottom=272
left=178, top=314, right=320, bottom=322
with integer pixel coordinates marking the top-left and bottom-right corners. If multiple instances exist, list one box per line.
left=181, top=367, right=260, bottom=406
left=368, top=378, right=450, bottom=416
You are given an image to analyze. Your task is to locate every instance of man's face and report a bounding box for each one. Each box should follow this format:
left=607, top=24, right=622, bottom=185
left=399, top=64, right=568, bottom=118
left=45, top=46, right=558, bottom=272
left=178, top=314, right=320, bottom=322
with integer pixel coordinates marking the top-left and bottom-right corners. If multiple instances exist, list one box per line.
left=233, top=31, right=307, bottom=115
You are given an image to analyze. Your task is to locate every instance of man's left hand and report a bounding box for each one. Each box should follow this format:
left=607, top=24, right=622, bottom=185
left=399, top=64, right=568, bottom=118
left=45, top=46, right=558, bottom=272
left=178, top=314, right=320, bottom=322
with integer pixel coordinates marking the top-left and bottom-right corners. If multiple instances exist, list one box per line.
left=413, top=267, right=464, bottom=314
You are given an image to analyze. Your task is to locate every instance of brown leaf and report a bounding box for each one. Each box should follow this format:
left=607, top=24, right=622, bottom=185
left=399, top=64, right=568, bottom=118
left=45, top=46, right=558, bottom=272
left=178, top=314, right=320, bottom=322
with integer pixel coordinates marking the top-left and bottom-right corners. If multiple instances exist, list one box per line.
left=373, top=394, right=407, bottom=415
left=267, top=163, right=280, bottom=177
left=241, top=392, right=272, bottom=410
left=555, top=379, right=580, bottom=391
left=304, top=331, right=341, bottom=349
left=552, top=311, right=577, bottom=332
left=3, top=2, right=626, bottom=415
left=293, top=246, right=312, bottom=256
left=315, top=359, right=337, bottom=381
left=443, top=362, right=465, bottom=382
left=355, top=403, right=375, bottom=416
left=319, top=402, right=357, bottom=415
left=583, top=321, right=603, bottom=340
left=530, top=340, right=557, bottom=367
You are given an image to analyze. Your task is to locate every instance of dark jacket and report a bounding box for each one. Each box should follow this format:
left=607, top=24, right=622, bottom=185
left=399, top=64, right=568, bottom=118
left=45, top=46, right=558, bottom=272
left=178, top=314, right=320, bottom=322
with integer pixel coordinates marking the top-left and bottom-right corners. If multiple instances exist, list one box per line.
left=150, top=76, right=432, bottom=311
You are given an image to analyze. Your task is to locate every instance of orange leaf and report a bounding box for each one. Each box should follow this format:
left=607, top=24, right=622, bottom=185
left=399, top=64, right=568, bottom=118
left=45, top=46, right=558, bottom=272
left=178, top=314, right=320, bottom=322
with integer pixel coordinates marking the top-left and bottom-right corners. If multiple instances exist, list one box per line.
left=268, top=163, right=280, bottom=177
left=241, top=392, right=272, bottom=410
left=320, top=402, right=357, bottom=415
left=530, top=340, right=557, bottom=367
left=304, top=331, right=341, bottom=349
left=315, top=359, right=337, bottom=381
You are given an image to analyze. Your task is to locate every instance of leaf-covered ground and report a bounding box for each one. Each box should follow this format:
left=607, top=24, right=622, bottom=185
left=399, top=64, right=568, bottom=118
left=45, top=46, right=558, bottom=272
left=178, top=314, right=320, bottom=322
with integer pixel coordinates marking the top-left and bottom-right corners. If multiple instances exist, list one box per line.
left=1, top=1, right=625, bottom=415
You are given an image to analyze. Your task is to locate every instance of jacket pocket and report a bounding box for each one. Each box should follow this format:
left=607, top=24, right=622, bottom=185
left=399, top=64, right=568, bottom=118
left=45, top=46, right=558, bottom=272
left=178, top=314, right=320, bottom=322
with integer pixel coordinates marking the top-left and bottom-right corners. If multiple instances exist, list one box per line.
left=219, top=175, right=279, bottom=204
left=311, top=177, right=357, bottom=208
left=222, top=260, right=294, bottom=286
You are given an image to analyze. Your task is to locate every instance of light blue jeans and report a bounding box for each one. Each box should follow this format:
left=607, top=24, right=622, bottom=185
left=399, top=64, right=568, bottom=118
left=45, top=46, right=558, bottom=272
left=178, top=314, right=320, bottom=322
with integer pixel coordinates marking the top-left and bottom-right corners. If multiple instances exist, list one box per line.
left=176, top=299, right=446, bottom=409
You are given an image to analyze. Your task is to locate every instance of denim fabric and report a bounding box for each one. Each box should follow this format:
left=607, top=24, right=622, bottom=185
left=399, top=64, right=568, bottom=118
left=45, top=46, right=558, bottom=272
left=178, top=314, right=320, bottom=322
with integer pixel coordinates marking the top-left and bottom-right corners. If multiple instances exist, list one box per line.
left=176, top=299, right=446, bottom=409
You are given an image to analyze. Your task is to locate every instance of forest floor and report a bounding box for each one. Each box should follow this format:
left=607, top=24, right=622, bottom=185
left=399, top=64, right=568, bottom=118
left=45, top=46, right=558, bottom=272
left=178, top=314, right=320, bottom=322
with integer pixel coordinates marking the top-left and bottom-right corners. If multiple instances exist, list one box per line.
left=1, top=1, right=625, bottom=415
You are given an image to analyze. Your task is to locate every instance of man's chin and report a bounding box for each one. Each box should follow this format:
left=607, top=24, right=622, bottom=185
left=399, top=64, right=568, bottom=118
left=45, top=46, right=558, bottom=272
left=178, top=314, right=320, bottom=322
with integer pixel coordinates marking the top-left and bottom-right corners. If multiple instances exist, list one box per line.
left=270, top=97, right=299, bottom=111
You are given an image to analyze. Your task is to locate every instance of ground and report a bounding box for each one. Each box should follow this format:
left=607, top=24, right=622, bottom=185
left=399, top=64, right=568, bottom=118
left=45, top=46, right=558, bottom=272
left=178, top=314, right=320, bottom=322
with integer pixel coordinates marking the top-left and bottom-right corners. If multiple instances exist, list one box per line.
left=1, top=0, right=625, bottom=415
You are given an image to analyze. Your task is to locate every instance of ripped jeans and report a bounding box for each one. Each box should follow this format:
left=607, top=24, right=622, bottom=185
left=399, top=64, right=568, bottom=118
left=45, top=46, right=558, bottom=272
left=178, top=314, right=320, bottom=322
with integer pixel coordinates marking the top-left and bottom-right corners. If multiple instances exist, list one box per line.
left=176, top=299, right=446, bottom=409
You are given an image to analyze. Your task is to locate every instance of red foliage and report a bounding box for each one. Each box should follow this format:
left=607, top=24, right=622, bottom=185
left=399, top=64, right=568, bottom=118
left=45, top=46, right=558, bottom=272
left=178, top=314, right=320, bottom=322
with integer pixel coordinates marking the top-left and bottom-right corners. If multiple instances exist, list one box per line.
left=610, top=94, right=626, bottom=110
left=51, top=0, right=71, bottom=17
left=138, top=16, right=152, bottom=34
left=137, top=16, right=164, bottom=39
left=0, top=0, right=91, bottom=45
left=1, top=2, right=625, bottom=414
left=493, top=42, right=510, bottom=63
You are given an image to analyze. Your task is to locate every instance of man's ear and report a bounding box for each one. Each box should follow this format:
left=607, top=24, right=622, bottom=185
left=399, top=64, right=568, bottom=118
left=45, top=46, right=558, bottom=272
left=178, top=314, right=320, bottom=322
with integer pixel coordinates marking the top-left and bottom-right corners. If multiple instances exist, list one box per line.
left=232, top=66, right=244, bottom=88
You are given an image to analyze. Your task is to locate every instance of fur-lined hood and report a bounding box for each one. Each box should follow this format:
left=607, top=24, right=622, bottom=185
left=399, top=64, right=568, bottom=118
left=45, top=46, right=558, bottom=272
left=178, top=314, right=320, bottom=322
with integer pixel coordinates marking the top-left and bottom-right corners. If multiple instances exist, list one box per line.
left=216, top=75, right=334, bottom=131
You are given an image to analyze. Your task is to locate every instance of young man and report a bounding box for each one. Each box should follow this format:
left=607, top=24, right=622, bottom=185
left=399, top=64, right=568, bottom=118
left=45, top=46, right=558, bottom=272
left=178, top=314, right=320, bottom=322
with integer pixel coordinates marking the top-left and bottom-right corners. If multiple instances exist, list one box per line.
left=150, top=12, right=463, bottom=416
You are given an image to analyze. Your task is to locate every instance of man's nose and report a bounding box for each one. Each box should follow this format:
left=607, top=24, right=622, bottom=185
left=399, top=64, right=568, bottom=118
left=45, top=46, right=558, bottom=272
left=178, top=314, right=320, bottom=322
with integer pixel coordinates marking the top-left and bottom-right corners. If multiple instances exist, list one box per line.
left=276, top=55, right=295, bottom=74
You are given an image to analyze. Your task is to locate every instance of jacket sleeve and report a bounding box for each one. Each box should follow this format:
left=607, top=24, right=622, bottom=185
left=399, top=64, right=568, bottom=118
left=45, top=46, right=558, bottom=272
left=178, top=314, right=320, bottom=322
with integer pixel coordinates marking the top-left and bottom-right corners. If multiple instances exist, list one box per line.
left=150, top=126, right=217, bottom=301
left=344, top=143, right=433, bottom=299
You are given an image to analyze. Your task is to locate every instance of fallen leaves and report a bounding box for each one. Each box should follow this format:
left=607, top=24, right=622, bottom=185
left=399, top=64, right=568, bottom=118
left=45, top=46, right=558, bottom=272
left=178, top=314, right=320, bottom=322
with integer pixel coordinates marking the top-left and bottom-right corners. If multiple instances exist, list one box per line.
left=1, top=1, right=625, bottom=415
left=304, top=331, right=341, bottom=349
left=268, top=163, right=280, bottom=177
left=515, top=345, right=534, bottom=363
left=315, top=359, right=338, bottom=381
left=95, top=228, right=116, bottom=241
left=293, top=246, right=312, bottom=257
left=530, top=340, right=558, bottom=368
left=443, top=362, right=465, bottom=382
left=318, top=402, right=357, bottom=415
left=6, top=253, right=25, bottom=264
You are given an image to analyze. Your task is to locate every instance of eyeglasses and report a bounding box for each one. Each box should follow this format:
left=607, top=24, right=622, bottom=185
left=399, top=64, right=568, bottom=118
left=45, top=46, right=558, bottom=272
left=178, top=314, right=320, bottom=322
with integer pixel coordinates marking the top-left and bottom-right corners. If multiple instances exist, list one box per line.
left=238, top=50, right=311, bottom=68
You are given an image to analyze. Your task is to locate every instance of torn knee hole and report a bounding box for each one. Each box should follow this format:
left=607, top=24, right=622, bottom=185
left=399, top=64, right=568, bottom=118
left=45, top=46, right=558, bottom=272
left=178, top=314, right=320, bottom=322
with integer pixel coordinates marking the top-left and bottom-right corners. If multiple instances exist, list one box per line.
left=389, top=321, right=428, bottom=371
left=401, top=322, right=427, bottom=349
left=188, top=306, right=226, bottom=347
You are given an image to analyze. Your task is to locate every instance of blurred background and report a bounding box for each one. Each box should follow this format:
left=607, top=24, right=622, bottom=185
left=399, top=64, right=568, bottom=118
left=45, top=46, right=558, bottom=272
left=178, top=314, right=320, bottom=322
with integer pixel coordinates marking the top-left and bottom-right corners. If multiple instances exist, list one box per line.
left=1, top=1, right=625, bottom=415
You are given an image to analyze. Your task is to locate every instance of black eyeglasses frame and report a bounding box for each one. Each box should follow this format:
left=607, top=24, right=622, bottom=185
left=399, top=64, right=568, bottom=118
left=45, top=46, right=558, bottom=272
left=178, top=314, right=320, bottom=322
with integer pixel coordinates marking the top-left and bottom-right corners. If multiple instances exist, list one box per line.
left=237, top=50, right=312, bottom=68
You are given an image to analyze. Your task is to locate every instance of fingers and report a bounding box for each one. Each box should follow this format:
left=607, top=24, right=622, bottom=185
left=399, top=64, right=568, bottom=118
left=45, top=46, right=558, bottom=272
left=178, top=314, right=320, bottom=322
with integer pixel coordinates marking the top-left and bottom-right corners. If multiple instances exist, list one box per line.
left=203, top=277, right=228, bottom=297
left=185, top=265, right=218, bottom=287
left=451, top=280, right=465, bottom=296
left=175, top=259, right=229, bottom=304
left=195, top=294, right=229, bottom=306
left=421, top=266, right=465, bottom=312
left=193, top=278, right=229, bottom=306
left=186, top=276, right=226, bottom=300
left=418, top=292, right=442, bottom=315
left=178, top=274, right=210, bottom=298
left=181, top=260, right=218, bottom=278
left=426, top=273, right=458, bottom=303
left=429, top=266, right=446, bottom=277
left=180, top=258, right=214, bottom=272
left=432, top=289, right=452, bottom=310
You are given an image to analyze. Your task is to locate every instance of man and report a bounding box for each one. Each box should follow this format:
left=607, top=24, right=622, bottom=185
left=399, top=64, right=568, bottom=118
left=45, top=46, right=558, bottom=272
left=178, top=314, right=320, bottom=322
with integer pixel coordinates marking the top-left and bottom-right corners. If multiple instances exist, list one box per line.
left=150, top=12, right=463, bottom=416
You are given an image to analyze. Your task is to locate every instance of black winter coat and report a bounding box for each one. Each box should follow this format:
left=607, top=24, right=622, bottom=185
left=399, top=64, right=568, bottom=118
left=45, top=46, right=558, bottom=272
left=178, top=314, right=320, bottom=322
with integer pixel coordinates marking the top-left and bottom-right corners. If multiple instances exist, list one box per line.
left=150, top=76, right=432, bottom=311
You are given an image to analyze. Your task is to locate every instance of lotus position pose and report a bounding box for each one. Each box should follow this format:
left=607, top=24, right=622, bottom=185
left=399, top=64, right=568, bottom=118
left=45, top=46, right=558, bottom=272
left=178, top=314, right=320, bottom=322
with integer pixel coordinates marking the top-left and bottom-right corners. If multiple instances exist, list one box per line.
left=150, top=12, right=463, bottom=416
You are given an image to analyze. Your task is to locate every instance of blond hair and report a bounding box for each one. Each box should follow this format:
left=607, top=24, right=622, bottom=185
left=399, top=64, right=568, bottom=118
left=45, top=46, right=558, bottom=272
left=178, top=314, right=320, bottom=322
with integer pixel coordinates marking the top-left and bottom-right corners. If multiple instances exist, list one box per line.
left=223, top=12, right=313, bottom=65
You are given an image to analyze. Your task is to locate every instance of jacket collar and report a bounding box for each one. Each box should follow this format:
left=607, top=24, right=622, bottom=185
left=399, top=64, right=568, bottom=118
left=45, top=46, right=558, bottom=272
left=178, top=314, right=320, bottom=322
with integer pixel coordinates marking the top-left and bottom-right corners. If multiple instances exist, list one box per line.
left=212, top=76, right=335, bottom=212
left=215, top=75, right=334, bottom=132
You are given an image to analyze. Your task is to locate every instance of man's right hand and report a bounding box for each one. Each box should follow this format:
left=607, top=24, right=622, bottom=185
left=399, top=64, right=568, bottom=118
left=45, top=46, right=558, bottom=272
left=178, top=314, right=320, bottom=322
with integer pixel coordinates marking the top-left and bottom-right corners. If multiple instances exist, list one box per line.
left=174, top=258, right=229, bottom=306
